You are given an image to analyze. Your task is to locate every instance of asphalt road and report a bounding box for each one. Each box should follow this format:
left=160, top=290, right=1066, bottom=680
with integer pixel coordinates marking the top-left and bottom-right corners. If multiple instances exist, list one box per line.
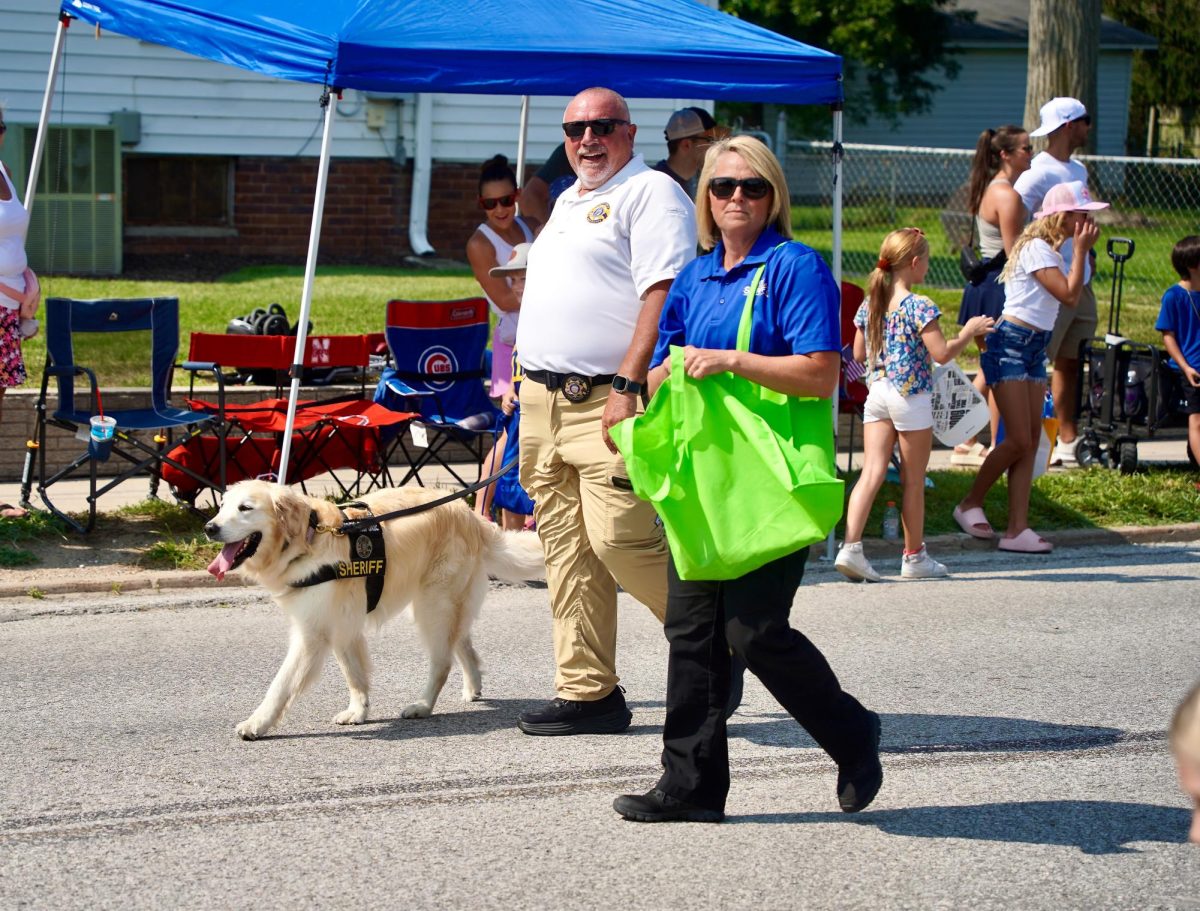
left=2, top=541, right=1198, bottom=910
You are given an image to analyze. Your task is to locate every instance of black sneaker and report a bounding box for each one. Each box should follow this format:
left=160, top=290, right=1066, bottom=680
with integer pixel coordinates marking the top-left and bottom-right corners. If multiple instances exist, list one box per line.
left=613, top=788, right=724, bottom=823
left=517, top=687, right=632, bottom=735
left=837, top=711, right=883, bottom=813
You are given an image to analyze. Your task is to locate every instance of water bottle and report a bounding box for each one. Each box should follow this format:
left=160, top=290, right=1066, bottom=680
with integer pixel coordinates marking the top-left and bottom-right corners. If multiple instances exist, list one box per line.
left=882, top=501, right=900, bottom=541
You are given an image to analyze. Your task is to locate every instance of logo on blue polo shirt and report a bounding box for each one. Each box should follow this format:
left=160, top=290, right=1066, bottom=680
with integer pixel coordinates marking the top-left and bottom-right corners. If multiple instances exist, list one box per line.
left=742, top=281, right=767, bottom=298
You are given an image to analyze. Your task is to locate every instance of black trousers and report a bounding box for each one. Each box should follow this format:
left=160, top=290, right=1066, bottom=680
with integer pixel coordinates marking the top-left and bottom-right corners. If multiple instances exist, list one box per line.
left=656, top=547, right=876, bottom=813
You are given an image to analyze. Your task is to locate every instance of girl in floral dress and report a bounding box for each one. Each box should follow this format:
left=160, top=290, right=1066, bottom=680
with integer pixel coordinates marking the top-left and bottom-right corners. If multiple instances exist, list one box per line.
left=835, top=228, right=993, bottom=582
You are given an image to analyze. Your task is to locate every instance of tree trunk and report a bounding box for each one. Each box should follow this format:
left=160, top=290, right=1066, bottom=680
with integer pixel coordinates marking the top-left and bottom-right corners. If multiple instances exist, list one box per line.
left=1025, top=0, right=1101, bottom=152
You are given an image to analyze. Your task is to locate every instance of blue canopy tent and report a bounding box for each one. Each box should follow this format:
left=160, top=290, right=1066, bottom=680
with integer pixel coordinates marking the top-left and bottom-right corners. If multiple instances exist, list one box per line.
left=33, top=0, right=845, bottom=485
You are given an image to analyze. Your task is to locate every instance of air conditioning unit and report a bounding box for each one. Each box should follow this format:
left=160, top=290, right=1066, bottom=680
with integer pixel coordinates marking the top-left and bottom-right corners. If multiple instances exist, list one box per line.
left=1, top=124, right=122, bottom=275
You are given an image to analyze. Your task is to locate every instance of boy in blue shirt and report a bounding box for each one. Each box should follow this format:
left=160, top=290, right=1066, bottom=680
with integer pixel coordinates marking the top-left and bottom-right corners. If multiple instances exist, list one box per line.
left=1155, top=235, right=1200, bottom=466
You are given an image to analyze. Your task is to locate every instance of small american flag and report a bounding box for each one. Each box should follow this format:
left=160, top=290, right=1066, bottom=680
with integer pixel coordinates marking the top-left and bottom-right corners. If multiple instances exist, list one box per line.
left=841, top=344, right=866, bottom=384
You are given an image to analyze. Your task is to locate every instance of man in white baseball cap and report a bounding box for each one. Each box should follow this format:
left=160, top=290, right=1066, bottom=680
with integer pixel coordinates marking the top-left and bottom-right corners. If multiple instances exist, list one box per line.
left=1014, top=96, right=1094, bottom=467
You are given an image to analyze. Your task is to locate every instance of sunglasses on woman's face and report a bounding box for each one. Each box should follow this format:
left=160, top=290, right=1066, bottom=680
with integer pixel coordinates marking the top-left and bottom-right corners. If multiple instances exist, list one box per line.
left=561, top=119, right=628, bottom=139
left=479, top=194, right=517, bottom=210
left=708, top=177, right=771, bottom=200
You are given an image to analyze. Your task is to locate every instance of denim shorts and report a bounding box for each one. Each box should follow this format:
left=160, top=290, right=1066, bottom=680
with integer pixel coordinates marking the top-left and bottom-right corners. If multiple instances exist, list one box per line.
left=980, top=318, right=1051, bottom=386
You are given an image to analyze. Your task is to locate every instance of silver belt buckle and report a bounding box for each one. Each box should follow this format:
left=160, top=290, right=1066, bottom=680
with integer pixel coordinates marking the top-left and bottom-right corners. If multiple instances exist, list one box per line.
left=562, top=374, right=591, bottom=403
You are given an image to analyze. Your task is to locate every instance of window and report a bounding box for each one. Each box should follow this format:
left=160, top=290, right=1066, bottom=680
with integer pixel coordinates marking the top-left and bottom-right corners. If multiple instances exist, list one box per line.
left=126, top=156, right=231, bottom=227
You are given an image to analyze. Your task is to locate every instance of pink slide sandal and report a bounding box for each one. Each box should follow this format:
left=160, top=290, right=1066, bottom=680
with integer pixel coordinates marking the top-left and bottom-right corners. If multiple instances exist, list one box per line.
left=997, top=528, right=1053, bottom=553
left=952, top=504, right=993, bottom=540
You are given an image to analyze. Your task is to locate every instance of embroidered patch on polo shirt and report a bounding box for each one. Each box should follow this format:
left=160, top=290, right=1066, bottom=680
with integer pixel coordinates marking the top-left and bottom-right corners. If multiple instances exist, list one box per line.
left=586, top=203, right=611, bottom=224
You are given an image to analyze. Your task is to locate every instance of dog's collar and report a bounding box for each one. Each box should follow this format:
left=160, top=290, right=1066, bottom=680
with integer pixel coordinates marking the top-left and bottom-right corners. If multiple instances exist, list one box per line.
left=290, top=506, right=386, bottom=613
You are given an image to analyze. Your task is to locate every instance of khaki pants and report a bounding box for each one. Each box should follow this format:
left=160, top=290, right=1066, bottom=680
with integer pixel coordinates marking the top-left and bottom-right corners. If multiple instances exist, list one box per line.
left=1047, top=282, right=1098, bottom=362
left=518, top=380, right=668, bottom=700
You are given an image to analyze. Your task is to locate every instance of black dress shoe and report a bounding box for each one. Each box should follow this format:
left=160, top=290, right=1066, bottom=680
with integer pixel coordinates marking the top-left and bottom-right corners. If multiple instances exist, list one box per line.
left=517, top=686, right=632, bottom=735
left=613, top=788, right=724, bottom=823
left=837, top=711, right=883, bottom=813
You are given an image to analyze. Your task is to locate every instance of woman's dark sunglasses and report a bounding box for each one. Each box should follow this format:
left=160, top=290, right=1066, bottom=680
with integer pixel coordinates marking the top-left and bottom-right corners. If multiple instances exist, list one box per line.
left=561, top=119, right=628, bottom=139
left=708, top=177, right=771, bottom=200
left=479, top=194, right=517, bottom=210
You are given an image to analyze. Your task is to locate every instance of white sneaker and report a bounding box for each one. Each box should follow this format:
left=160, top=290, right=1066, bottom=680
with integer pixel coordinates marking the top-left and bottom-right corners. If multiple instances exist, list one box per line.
left=1051, top=437, right=1078, bottom=468
left=835, top=542, right=882, bottom=583
left=901, top=546, right=948, bottom=579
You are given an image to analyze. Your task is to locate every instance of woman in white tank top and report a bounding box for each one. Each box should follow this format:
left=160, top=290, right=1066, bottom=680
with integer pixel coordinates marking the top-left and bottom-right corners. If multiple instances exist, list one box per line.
left=465, top=154, right=539, bottom=523
left=952, top=125, right=1033, bottom=466
left=0, top=109, right=39, bottom=518
left=465, top=154, right=537, bottom=399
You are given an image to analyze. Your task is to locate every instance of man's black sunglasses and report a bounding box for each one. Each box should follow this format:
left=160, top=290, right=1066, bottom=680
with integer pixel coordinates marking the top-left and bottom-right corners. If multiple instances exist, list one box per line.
left=708, top=177, right=771, bottom=200
left=562, top=119, right=628, bottom=139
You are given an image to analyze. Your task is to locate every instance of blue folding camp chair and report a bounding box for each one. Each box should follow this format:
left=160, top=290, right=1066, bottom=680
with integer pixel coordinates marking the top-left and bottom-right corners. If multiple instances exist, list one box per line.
left=373, top=298, right=502, bottom=487
left=19, top=297, right=222, bottom=532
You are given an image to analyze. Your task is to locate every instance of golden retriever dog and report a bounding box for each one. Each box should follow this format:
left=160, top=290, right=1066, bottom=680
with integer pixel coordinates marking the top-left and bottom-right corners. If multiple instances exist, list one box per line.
left=204, top=479, right=545, bottom=740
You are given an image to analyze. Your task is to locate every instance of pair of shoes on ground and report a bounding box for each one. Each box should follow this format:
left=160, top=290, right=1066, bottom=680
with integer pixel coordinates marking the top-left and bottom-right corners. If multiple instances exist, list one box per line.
left=834, top=542, right=947, bottom=582
left=1050, top=437, right=1079, bottom=468
left=950, top=440, right=989, bottom=467
left=613, top=711, right=884, bottom=822
left=517, top=685, right=631, bottom=735
left=952, top=504, right=1053, bottom=553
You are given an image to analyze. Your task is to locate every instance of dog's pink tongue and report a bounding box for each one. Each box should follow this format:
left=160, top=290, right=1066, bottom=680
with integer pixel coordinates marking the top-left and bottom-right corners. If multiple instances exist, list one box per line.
left=207, top=542, right=240, bottom=581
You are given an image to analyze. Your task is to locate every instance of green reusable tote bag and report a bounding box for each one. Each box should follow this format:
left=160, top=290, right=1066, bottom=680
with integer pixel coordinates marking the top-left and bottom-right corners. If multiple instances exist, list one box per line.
left=610, top=255, right=844, bottom=580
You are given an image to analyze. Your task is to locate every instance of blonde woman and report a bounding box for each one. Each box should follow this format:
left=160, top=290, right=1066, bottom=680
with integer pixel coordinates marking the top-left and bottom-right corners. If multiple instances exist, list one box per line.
left=953, top=181, right=1104, bottom=553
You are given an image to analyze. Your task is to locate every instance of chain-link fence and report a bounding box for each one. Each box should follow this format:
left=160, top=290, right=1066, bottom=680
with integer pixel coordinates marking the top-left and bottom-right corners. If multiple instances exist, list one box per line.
left=784, top=141, right=1200, bottom=342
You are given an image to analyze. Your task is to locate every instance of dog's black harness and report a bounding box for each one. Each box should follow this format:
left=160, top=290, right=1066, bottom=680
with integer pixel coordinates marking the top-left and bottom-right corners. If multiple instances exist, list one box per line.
left=284, top=455, right=519, bottom=613
left=290, top=505, right=387, bottom=613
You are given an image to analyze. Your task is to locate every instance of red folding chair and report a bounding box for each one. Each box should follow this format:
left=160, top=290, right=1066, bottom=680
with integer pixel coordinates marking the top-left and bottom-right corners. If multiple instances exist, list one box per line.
left=166, top=333, right=415, bottom=499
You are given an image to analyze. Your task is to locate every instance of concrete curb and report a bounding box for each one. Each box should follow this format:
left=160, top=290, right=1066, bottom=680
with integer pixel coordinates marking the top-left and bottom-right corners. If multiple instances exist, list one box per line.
left=3, top=523, right=1199, bottom=600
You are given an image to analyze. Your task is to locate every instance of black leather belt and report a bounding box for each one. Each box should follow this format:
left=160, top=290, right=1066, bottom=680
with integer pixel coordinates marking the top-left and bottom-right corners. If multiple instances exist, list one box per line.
left=524, top=370, right=615, bottom=403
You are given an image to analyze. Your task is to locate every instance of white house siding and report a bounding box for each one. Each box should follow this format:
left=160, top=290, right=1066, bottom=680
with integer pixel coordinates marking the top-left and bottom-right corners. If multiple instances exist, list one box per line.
left=844, top=49, right=1133, bottom=157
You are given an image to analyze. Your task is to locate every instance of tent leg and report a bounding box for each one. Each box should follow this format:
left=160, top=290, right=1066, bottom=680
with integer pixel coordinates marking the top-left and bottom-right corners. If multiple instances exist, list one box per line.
left=25, top=12, right=70, bottom=215
left=827, top=104, right=844, bottom=563
left=515, top=94, right=530, bottom=196
left=277, top=88, right=337, bottom=486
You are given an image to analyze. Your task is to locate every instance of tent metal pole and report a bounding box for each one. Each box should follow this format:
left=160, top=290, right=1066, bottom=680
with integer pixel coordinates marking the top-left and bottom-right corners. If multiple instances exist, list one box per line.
left=25, top=13, right=70, bottom=216
left=277, top=88, right=337, bottom=486
left=826, top=103, right=844, bottom=563
left=515, top=94, right=530, bottom=198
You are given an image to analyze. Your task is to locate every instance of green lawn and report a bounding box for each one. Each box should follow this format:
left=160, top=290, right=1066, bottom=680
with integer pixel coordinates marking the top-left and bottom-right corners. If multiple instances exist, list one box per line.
left=24, top=265, right=482, bottom=390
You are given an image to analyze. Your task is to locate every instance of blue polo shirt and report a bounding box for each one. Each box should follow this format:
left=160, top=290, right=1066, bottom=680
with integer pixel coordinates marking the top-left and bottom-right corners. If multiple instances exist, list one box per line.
left=1156, top=284, right=1200, bottom=371
left=650, top=228, right=840, bottom=369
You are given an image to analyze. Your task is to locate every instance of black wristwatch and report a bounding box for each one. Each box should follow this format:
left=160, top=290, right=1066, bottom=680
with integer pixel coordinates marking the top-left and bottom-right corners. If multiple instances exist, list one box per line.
left=611, top=375, right=646, bottom=396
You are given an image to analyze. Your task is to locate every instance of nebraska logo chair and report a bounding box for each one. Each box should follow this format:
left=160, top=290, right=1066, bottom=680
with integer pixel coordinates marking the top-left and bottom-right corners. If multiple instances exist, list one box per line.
left=19, top=297, right=222, bottom=533
left=839, top=281, right=869, bottom=472
left=374, top=298, right=502, bottom=487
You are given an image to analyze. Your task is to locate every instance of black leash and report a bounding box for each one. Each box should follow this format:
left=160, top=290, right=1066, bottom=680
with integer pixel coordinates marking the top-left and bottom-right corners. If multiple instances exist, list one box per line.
left=334, top=455, right=518, bottom=535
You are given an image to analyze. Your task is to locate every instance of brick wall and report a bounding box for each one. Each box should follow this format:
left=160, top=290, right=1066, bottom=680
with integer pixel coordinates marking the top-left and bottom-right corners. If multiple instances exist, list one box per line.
left=124, top=157, right=540, bottom=265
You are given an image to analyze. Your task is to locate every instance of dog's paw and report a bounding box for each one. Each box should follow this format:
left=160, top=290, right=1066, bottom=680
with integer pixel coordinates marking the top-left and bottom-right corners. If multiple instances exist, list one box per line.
left=333, top=708, right=367, bottom=726
left=400, top=701, right=432, bottom=719
left=236, top=718, right=266, bottom=740
left=462, top=687, right=482, bottom=703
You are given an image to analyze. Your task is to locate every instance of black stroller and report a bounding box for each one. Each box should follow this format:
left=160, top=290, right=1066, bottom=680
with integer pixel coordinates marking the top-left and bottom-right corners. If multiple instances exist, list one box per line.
left=1074, top=238, right=1187, bottom=472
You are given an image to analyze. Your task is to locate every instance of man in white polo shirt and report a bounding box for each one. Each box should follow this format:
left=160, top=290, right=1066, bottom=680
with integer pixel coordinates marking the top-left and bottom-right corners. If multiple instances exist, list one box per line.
left=515, top=86, right=697, bottom=736
left=1014, top=96, right=1094, bottom=467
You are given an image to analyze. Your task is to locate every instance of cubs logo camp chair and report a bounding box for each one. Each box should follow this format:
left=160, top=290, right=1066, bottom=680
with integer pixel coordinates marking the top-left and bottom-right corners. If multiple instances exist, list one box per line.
left=373, top=298, right=502, bottom=487
left=19, top=297, right=222, bottom=533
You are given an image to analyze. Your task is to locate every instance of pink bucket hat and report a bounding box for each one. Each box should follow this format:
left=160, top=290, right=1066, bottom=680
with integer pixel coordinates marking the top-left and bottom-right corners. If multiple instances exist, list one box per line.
left=1034, top=181, right=1109, bottom=219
